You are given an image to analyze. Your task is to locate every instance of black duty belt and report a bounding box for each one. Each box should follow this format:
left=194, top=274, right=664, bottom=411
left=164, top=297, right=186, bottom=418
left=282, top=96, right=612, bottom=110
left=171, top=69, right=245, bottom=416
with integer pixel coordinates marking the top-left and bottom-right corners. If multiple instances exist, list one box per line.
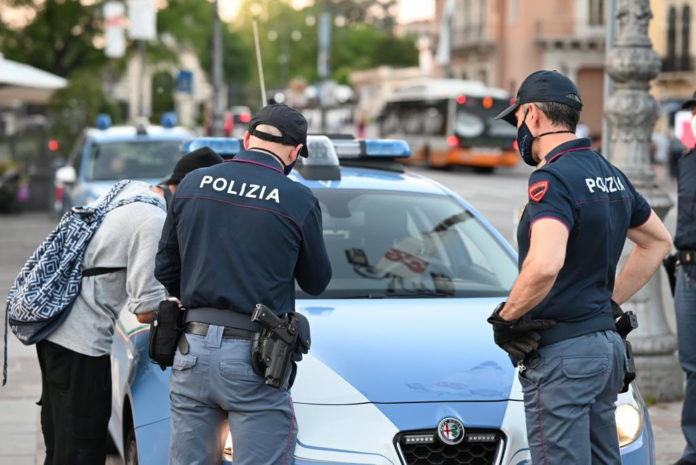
left=185, top=322, right=255, bottom=340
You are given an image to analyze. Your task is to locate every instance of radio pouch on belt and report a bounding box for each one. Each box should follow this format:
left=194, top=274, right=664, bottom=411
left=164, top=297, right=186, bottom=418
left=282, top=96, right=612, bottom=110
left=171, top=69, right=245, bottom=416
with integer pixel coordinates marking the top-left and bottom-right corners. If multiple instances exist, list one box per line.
left=149, top=299, right=188, bottom=370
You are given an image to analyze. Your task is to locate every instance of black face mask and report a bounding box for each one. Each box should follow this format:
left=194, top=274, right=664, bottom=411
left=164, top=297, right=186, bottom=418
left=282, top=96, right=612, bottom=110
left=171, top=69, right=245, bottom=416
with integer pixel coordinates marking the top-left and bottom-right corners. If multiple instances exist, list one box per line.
left=249, top=146, right=296, bottom=175
left=517, top=109, right=536, bottom=166
left=516, top=108, right=575, bottom=166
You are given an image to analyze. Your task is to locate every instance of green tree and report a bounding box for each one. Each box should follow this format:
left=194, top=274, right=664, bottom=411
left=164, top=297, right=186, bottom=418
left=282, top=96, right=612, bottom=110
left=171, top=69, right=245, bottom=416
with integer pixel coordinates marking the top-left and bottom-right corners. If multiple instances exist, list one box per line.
left=0, top=0, right=107, bottom=78
left=234, top=0, right=416, bottom=89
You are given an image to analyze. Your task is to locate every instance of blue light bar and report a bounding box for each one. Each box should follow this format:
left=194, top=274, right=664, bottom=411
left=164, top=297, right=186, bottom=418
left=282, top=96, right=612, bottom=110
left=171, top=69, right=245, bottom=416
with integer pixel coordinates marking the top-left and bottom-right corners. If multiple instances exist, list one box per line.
left=332, top=139, right=411, bottom=159
left=181, top=138, right=242, bottom=158
left=95, top=114, right=111, bottom=130
left=364, top=140, right=411, bottom=158
left=161, top=112, right=177, bottom=128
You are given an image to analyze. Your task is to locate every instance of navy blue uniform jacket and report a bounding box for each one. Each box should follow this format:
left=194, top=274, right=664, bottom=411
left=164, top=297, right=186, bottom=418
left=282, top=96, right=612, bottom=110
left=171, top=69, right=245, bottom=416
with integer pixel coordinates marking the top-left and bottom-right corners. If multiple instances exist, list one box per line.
left=155, top=150, right=332, bottom=317
left=517, top=138, right=651, bottom=345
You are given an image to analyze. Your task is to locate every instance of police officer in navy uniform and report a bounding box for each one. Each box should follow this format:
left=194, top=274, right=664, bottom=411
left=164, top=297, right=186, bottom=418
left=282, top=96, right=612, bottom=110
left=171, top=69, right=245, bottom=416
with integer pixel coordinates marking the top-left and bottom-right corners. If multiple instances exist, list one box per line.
left=673, top=92, right=696, bottom=465
left=488, top=70, right=673, bottom=463
left=155, top=104, right=331, bottom=465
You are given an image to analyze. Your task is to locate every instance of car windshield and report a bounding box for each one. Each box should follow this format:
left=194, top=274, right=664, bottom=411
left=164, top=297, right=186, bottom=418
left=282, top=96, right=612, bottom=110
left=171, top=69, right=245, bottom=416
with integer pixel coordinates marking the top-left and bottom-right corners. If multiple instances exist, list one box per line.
left=85, top=140, right=183, bottom=181
left=297, top=189, right=518, bottom=299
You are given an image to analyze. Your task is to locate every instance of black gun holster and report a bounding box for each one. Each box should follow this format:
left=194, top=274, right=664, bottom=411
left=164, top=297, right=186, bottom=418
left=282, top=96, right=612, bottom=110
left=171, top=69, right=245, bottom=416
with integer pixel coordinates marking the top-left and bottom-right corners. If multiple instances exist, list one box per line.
left=148, top=300, right=188, bottom=370
left=612, top=301, right=639, bottom=393
left=250, top=304, right=311, bottom=389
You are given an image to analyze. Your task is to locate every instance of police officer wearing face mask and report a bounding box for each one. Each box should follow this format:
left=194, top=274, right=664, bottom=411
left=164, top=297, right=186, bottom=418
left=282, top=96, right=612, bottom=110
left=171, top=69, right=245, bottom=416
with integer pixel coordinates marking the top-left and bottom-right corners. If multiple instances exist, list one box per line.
left=488, top=70, right=673, bottom=463
left=155, top=103, right=332, bottom=465
left=672, top=92, right=696, bottom=465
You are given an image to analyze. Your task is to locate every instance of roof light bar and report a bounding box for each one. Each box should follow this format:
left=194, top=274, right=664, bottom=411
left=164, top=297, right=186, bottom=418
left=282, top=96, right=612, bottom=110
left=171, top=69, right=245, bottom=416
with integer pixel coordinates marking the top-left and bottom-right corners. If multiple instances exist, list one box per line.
left=161, top=112, right=177, bottom=128
left=333, top=139, right=411, bottom=159
left=95, top=114, right=111, bottom=130
left=181, top=138, right=242, bottom=159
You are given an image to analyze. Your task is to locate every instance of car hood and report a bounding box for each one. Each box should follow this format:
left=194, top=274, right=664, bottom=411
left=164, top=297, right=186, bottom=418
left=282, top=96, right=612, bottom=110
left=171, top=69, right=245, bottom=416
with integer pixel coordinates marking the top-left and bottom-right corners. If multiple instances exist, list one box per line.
left=292, top=298, right=518, bottom=405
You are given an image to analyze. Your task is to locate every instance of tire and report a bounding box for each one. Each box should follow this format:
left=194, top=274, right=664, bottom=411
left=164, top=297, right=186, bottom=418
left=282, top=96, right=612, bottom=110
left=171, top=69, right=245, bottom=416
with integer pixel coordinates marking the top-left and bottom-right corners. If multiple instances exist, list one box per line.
left=125, top=423, right=138, bottom=465
left=474, top=166, right=495, bottom=174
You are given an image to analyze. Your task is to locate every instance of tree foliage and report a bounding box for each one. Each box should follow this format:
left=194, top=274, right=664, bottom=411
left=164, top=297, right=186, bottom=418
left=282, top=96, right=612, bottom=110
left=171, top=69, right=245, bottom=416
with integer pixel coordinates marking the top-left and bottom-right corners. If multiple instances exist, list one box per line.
left=234, top=0, right=417, bottom=89
left=0, top=0, right=107, bottom=78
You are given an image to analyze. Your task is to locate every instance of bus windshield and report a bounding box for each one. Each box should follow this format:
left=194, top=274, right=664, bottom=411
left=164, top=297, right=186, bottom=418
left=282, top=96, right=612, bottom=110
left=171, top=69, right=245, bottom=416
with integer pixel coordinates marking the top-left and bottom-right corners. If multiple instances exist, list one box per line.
left=454, top=96, right=517, bottom=146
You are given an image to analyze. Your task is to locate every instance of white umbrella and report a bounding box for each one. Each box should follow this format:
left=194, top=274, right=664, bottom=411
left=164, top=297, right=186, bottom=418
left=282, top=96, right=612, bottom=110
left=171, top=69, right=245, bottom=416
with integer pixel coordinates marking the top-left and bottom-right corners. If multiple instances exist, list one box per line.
left=0, top=54, right=67, bottom=105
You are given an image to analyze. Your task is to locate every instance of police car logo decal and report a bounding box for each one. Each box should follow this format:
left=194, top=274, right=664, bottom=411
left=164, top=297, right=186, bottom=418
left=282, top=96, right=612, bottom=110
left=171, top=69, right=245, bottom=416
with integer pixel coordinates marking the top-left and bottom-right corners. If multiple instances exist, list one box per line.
left=528, top=180, right=549, bottom=202
left=437, top=417, right=465, bottom=445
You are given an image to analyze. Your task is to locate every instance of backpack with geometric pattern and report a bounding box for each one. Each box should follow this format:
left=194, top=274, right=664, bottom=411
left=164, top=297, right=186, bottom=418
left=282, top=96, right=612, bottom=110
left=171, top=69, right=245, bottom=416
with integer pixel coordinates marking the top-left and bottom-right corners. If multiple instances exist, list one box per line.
left=3, top=180, right=164, bottom=385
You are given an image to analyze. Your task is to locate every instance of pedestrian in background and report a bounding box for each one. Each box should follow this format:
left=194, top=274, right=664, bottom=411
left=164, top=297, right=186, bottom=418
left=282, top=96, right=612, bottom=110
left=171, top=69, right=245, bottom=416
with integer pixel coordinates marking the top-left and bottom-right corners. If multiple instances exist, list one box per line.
left=488, top=70, right=673, bottom=463
left=672, top=92, right=696, bottom=465
left=155, top=104, right=331, bottom=465
left=36, top=148, right=222, bottom=465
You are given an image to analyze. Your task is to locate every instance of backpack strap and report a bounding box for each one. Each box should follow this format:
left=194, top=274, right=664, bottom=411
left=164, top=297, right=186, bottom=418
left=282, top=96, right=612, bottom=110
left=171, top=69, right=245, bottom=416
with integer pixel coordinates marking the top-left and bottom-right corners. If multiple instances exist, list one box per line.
left=82, top=267, right=126, bottom=277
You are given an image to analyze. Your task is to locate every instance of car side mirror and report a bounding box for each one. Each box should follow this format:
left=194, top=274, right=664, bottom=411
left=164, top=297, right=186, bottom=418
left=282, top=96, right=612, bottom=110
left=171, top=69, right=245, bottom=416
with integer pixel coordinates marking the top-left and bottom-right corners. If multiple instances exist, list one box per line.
left=55, top=166, right=76, bottom=185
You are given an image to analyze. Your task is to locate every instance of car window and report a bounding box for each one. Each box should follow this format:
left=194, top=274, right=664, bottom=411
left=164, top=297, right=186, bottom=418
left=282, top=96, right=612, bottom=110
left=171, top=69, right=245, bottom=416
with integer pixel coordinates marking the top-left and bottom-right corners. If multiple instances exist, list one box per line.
left=85, top=140, right=183, bottom=181
left=297, top=189, right=517, bottom=299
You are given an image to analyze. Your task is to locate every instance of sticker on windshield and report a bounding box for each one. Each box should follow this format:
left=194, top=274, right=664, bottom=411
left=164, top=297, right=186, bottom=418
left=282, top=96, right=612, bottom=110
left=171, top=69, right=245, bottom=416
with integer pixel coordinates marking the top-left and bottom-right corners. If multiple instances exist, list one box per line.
left=528, top=180, right=549, bottom=202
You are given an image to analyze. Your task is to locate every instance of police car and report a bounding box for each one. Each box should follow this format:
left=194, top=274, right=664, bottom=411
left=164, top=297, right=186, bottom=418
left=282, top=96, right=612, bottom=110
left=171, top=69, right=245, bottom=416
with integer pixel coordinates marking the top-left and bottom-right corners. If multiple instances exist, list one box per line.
left=108, top=136, right=655, bottom=465
left=53, top=113, right=193, bottom=215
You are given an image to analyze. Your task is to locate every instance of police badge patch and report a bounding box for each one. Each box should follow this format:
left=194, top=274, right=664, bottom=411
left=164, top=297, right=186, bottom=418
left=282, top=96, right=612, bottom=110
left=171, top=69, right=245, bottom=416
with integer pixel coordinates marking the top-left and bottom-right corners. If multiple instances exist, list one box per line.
left=528, top=180, right=549, bottom=202
left=437, top=417, right=465, bottom=445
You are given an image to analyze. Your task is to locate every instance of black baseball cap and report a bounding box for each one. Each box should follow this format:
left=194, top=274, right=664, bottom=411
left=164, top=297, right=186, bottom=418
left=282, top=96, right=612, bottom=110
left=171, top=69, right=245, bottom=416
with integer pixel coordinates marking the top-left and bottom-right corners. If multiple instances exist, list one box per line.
left=496, top=70, right=583, bottom=126
left=164, top=146, right=224, bottom=185
left=681, top=91, right=696, bottom=109
left=248, top=104, right=309, bottom=157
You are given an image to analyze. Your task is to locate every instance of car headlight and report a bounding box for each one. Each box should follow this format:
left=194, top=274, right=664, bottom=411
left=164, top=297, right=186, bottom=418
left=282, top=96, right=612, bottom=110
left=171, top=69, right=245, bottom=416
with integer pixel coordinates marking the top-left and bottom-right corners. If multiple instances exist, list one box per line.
left=615, top=403, right=643, bottom=447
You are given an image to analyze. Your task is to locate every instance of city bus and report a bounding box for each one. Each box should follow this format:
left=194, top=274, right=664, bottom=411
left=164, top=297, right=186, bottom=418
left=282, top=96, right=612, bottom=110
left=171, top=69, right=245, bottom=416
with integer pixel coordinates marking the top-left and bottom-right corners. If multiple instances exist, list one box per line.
left=379, top=80, right=519, bottom=172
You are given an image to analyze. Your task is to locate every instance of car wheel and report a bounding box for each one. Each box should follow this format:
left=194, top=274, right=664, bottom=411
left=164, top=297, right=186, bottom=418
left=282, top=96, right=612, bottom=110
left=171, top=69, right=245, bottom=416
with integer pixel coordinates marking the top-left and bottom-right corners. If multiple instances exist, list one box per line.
left=125, top=424, right=138, bottom=465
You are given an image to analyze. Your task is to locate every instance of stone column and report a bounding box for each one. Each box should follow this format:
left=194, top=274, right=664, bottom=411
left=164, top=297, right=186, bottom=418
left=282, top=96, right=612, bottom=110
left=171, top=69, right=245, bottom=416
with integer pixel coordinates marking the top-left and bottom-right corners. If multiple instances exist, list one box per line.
left=604, top=0, right=682, bottom=400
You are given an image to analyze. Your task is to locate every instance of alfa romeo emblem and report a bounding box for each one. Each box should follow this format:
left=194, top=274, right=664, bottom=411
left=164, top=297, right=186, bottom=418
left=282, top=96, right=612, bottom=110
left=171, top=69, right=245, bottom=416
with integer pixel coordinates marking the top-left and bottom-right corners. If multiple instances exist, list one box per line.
left=437, top=417, right=465, bottom=445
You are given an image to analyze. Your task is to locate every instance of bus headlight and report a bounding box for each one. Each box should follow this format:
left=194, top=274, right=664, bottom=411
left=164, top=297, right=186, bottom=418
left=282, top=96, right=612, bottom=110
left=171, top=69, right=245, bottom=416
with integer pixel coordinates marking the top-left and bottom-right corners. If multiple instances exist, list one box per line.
left=615, top=403, right=643, bottom=447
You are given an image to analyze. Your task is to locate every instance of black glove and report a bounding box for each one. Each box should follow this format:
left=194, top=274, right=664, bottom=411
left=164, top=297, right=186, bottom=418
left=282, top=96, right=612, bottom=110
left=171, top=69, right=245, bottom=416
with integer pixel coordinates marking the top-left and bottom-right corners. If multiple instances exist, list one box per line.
left=487, top=307, right=557, bottom=363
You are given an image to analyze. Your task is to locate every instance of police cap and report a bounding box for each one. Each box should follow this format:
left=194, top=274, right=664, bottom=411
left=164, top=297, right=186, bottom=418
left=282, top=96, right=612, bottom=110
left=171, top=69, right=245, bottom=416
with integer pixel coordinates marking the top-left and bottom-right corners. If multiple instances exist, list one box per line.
left=249, top=104, right=309, bottom=157
left=496, top=70, right=583, bottom=126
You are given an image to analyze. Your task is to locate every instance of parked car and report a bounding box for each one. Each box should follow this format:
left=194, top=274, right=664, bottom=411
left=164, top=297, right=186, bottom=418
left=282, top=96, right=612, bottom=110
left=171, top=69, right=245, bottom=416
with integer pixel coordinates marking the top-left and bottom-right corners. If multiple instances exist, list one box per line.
left=109, top=136, right=655, bottom=465
left=53, top=113, right=193, bottom=215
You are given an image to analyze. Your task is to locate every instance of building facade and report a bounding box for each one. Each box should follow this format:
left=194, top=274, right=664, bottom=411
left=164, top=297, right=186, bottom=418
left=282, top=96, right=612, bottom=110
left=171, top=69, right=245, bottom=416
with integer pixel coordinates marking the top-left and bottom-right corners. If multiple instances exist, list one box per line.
left=435, top=0, right=606, bottom=135
left=649, top=1, right=695, bottom=105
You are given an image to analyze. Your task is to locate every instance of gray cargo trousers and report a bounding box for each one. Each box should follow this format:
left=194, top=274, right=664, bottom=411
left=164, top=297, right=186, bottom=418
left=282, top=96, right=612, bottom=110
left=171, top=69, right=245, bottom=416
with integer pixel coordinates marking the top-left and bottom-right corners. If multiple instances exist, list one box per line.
left=168, top=325, right=296, bottom=465
left=519, top=330, right=626, bottom=464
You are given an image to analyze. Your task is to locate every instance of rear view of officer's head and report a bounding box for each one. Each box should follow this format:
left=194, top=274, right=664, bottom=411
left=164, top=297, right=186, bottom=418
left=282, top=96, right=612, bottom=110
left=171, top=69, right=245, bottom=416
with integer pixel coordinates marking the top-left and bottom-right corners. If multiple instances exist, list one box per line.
left=163, top=147, right=224, bottom=190
left=496, top=70, right=583, bottom=165
left=245, top=104, right=309, bottom=175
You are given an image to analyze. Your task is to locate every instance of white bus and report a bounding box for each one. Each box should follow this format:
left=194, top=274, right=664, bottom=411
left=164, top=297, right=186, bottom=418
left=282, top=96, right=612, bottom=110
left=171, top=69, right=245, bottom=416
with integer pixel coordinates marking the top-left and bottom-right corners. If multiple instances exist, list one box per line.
left=379, top=79, right=519, bottom=172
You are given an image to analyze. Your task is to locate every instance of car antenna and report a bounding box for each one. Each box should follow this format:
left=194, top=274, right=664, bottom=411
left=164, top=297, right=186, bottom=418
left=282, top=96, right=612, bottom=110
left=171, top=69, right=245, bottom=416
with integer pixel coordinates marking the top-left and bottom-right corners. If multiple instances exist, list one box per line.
left=252, top=20, right=268, bottom=107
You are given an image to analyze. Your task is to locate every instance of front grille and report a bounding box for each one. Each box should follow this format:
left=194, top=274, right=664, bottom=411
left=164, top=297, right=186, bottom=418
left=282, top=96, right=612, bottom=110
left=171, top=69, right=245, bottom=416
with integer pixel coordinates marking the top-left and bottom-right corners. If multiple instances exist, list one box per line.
left=396, top=429, right=503, bottom=465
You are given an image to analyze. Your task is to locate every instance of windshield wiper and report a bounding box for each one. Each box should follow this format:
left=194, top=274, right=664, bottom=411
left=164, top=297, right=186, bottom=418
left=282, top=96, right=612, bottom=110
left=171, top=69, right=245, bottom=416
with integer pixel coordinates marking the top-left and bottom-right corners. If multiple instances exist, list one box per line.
left=385, top=289, right=453, bottom=298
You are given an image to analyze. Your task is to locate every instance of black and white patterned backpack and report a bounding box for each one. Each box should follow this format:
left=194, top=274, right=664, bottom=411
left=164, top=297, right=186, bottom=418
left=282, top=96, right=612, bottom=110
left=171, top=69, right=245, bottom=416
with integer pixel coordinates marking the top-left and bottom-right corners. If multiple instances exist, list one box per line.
left=3, top=180, right=164, bottom=384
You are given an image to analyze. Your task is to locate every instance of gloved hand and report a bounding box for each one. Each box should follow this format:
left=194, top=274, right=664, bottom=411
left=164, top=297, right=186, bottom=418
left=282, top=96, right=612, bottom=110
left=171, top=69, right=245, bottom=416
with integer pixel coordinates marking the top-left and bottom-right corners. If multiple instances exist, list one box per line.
left=487, top=309, right=557, bottom=363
